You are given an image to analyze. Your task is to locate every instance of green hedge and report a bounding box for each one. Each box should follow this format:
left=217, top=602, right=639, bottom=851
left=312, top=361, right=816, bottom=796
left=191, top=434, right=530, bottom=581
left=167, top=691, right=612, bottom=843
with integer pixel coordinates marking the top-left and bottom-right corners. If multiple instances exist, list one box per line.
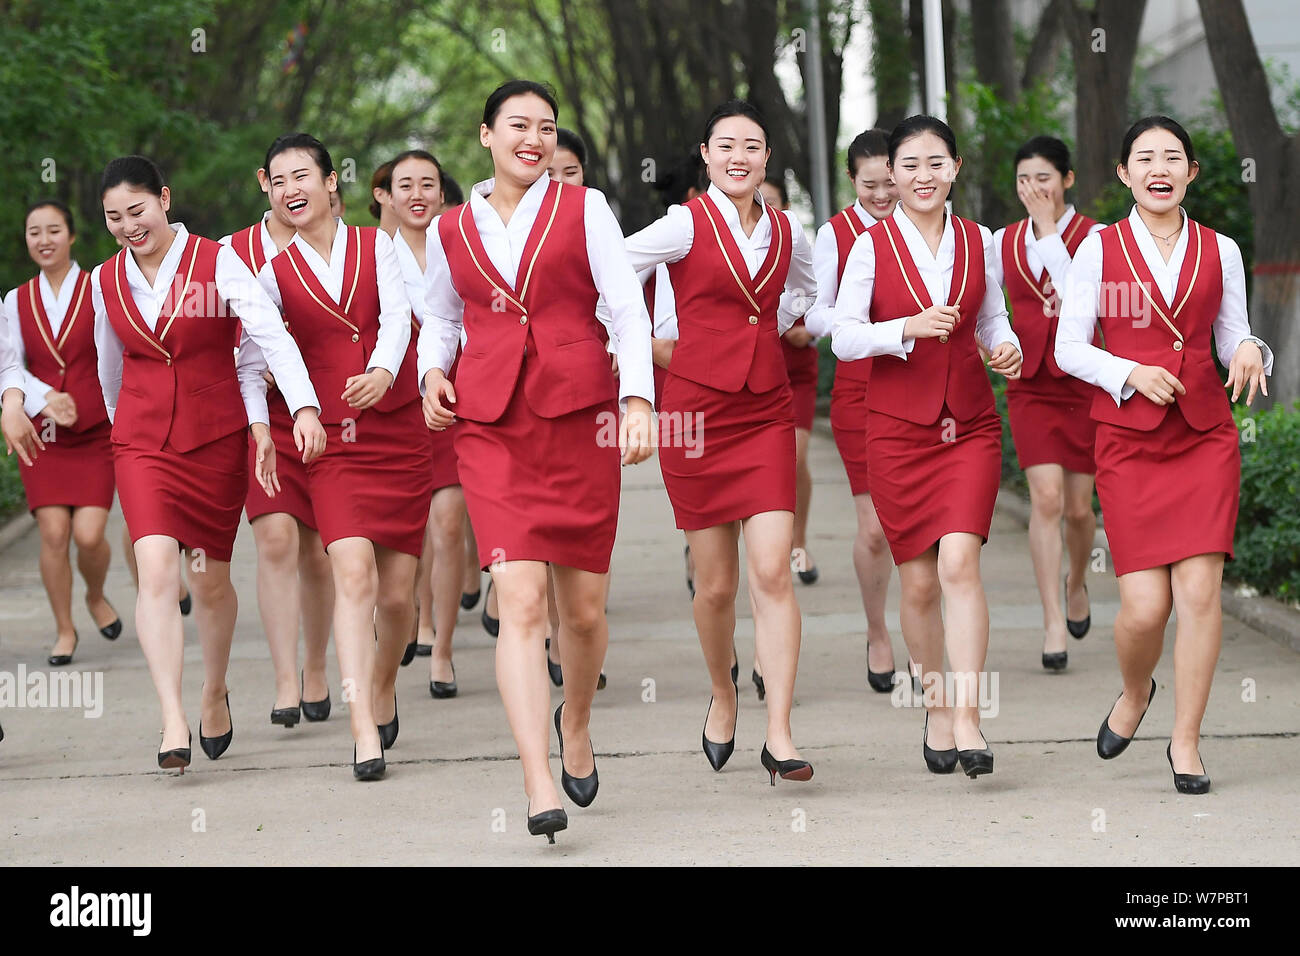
left=1233, top=401, right=1300, bottom=601
left=0, top=450, right=24, bottom=520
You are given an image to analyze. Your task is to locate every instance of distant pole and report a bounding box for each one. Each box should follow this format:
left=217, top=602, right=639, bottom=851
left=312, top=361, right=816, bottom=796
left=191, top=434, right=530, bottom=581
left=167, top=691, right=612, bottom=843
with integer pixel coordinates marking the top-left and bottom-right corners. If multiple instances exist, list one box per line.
left=804, top=0, right=832, bottom=225
left=922, top=0, right=947, bottom=120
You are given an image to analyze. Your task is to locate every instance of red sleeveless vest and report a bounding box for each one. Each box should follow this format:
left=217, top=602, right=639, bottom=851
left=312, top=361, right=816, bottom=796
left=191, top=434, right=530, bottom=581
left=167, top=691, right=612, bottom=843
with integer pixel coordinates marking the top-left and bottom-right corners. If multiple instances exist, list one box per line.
left=865, top=213, right=992, bottom=425
left=665, top=193, right=792, bottom=393
left=227, top=221, right=271, bottom=350
left=437, top=180, right=616, bottom=422
left=15, top=269, right=108, bottom=431
left=830, top=205, right=871, bottom=385
left=1001, top=212, right=1098, bottom=378
left=1092, top=218, right=1228, bottom=432
left=99, top=234, right=248, bottom=451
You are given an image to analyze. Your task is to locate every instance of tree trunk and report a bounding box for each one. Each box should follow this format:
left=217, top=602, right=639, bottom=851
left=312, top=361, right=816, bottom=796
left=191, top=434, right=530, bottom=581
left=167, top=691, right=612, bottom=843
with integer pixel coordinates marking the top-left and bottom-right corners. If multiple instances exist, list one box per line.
left=871, top=0, right=912, bottom=129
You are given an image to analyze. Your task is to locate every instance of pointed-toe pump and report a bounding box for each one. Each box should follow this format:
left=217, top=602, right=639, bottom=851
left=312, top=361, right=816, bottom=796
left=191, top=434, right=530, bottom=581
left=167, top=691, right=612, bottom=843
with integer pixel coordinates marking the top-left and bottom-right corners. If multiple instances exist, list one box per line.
left=702, top=687, right=738, bottom=771
left=922, top=712, right=958, bottom=774
left=47, top=631, right=79, bottom=667
left=96, top=600, right=123, bottom=641
left=430, top=664, right=458, bottom=699
left=199, top=692, right=234, bottom=760
left=1066, top=575, right=1091, bottom=639
left=760, top=744, right=813, bottom=785
left=377, top=695, right=399, bottom=750
left=400, top=639, right=418, bottom=667
left=527, top=804, right=568, bottom=844
left=158, top=731, right=192, bottom=773
left=867, top=667, right=896, bottom=693
left=353, top=743, right=386, bottom=781
left=1097, top=677, right=1156, bottom=760
left=554, top=703, right=598, bottom=808
left=1166, top=743, right=1210, bottom=795
left=300, top=671, right=331, bottom=722
left=270, top=704, right=301, bottom=728
left=1041, top=650, right=1068, bottom=672
left=546, top=639, right=564, bottom=688
left=956, top=739, right=994, bottom=779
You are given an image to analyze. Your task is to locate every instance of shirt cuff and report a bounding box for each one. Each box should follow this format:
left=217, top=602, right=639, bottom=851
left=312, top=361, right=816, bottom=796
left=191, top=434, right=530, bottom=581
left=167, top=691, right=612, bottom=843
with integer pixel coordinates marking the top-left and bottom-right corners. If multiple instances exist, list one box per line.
left=1105, top=359, right=1140, bottom=407
left=23, top=389, right=47, bottom=419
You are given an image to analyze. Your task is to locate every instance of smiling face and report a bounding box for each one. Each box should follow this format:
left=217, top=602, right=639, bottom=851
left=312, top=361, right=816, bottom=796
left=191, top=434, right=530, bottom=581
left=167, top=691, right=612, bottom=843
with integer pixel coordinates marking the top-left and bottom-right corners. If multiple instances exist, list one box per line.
left=850, top=155, right=898, bottom=221
left=481, top=93, right=556, bottom=188
left=25, top=206, right=75, bottom=273
left=548, top=147, right=584, bottom=185
left=267, top=148, right=337, bottom=230
left=391, top=157, right=442, bottom=229
left=102, top=184, right=171, bottom=257
left=1015, top=155, right=1073, bottom=216
left=1118, top=127, right=1198, bottom=214
left=702, top=115, right=769, bottom=201
left=889, top=131, right=960, bottom=215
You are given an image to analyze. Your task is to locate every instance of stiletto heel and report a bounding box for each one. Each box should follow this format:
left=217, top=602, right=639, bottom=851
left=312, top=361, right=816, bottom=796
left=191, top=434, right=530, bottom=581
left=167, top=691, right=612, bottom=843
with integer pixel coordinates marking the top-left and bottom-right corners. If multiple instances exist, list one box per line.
left=760, top=743, right=813, bottom=784
left=1166, top=743, right=1210, bottom=795
left=300, top=670, right=331, bottom=721
left=956, top=739, right=994, bottom=778
left=378, top=695, right=399, bottom=749
left=1097, top=677, right=1156, bottom=759
left=353, top=743, right=386, bottom=781
left=554, top=703, right=598, bottom=807
left=526, top=804, right=567, bottom=843
left=199, top=692, right=233, bottom=760
left=158, top=731, right=192, bottom=772
left=922, top=712, right=958, bottom=774
left=702, top=686, right=738, bottom=771
left=751, top=669, right=765, bottom=701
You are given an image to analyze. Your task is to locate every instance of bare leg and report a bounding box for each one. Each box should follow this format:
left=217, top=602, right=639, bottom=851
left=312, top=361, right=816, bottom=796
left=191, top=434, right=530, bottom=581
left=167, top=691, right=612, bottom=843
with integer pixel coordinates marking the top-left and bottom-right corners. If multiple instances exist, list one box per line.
left=897, top=547, right=950, bottom=747
left=791, top=427, right=814, bottom=569
left=1063, top=470, right=1097, bottom=624
left=1025, top=464, right=1068, bottom=656
left=298, top=527, right=334, bottom=701
left=35, top=507, right=76, bottom=656
left=462, top=515, right=481, bottom=598
left=415, top=520, right=435, bottom=648
left=251, top=514, right=303, bottom=711
left=186, top=548, right=236, bottom=738
left=429, top=486, right=466, bottom=684
left=935, top=532, right=990, bottom=750
left=1168, top=554, right=1225, bottom=774
left=686, top=523, right=741, bottom=748
left=373, top=545, right=419, bottom=724
left=1107, top=567, right=1172, bottom=736
left=327, top=537, right=383, bottom=762
left=551, top=565, right=609, bottom=777
left=855, top=493, right=895, bottom=673
left=133, top=536, right=188, bottom=752
left=72, top=506, right=114, bottom=630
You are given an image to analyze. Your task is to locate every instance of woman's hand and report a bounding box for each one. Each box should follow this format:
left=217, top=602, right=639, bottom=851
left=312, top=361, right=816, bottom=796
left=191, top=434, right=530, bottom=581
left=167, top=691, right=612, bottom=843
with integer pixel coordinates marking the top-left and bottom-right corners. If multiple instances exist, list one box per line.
left=651, top=337, right=675, bottom=370
left=903, top=305, right=960, bottom=342
left=782, top=325, right=814, bottom=349
left=342, top=368, right=394, bottom=410
left=40, top=390, right=77, bottom=428
left=987, top=342, right=1022, bottom=380
left=422, top=369, right=457, bottom=430
left=252, top=422, right=279, bottom=497
left=1, top=389, right=43, bottom=465
left=1125, top=364, right=1186, bottom=405
left=262, top=369, right=278, bottom=393
left=1225, top=341, right=1268, bottom=406
left=619, top=396, right=655, bottom=466
left=293, top=407, right=327, bottom=464
left=1017, top=180, right=1058, bottom=236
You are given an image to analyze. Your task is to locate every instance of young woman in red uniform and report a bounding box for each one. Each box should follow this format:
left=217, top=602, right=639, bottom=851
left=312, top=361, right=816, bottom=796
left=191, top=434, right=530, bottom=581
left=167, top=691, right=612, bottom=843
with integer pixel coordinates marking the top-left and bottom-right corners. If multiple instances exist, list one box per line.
left=992, top=137, right=1105, bottom=672
left=389, top=148, right=466, bottom=698
left=420, top=80, right=655, bottom=842
left=1056, top=116, right=1271, bottom=794
left=4, top=201, right=122, bottom=665
left=258, top=133, right=434, bottom=781
left=93, top=156, right=326, bottom=772
left=369, top=161, right=398, bottom=237
left=626, top=100, right=818, bottom=785
left=804, top=129, right=909, bottom=695
left=222, top=174, right=336, bottom=726
left=832, top=116, right=1023, bottom=778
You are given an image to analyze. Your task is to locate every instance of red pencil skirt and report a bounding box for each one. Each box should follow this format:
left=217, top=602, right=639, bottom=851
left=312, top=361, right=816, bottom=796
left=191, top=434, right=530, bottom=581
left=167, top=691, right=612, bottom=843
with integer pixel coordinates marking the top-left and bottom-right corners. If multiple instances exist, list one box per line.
left=1006, top=370, right=1098, bottom=474
left=782, top=338, right=819, bottom=431
left=429, top=420, right=461, bottom=492
left=115, top=428, right=247, bottom=562
left=866, top=402, right=1002, bottom=564
left=20, top=418, right=115, bottom=512
left=307, top=400, right=434, bottom=557
left=455, top=391, right=621, bottom=573
left=1094, top=410, right=1239, bottom=575
left=659, top=372, right=796, bottom=530
left=245, top=392, right=316, bottom=529
left=829, top=370, right=871, bottom=497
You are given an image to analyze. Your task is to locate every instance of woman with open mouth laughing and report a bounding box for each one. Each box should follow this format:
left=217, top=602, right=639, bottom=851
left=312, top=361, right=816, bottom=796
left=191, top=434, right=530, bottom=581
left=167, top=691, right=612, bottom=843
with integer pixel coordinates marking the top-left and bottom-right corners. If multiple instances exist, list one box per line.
left=624, top=99, right=818, bottom=787
left=420, top=79, right=655, bottom=843
left=1056, top=116, right=1272, bottom=795
left=93, top=155, right=326, bottom=773
left=832, top=115, right=1023, bottom=780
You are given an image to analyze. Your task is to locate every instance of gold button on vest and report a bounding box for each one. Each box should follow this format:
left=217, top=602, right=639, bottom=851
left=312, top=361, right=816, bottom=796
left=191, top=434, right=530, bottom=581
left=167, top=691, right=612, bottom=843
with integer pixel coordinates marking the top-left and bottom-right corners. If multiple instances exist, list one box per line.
left=351, top=333, right=360, bottom=343
left=748, top=315, right=758, bottom=325
left=519, top=315, right=528, bottom=325
left=1173, top=341, right=1183, bottom=351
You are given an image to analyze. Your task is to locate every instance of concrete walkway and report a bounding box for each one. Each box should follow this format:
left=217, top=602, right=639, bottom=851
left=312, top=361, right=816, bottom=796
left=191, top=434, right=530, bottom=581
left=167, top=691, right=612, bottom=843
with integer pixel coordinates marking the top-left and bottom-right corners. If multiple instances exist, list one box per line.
left=1, top=428, right=1297, bottom=865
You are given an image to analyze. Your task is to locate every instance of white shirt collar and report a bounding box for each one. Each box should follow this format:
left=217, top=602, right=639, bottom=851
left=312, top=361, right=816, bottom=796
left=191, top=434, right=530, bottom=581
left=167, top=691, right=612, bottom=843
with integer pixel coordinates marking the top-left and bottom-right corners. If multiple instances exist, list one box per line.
left=38, top=261, right=82, bottom=311
left=891, top=203, right=953, bottom=265
left=289, top=217, right=346, bottom=267
left=470, top=174, right=553, bottom=227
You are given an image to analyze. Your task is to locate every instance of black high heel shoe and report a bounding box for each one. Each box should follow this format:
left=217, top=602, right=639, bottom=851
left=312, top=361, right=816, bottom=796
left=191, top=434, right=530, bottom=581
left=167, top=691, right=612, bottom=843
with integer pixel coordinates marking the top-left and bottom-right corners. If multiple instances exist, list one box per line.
left=1041, top=650, right=1068, bottom=672
left=270, top=704, right=300, bottom=728
left=752, top=669, right=765, bottom=701
left=95, top=599, right=123, bottom=641
left=300, top=671, right=330, bottom=721
left=158, top=731, right=192, bottom=772
left=684, top=544, right=694, bottom=598
left=554, top=703, right=598, bottom=807
left=702, top=686, right=738, bottom=771
left=481, top=580, right=499, bottom=638
left=1166, top=743, right=1210, bottom=795
left=200, top=692, right=233, bottom=760
left=400, top=639, right=418, bottom=667
left=867, top=666, right=895, bottom=693
left=430, top=664, right=457, bottom=699
left=956, top=741, right=994, bottom=778
left=730, top=642, right=739, bottom=687
left=922, top=712, right=958, bottom=774
left=48, top=631, right=78, bottom=667
left=460, top=587, right=481, bottom=610
left=527, top=804, right=567, bottom=844
left=1097, top=677, right=1156, bottom=759
left=760, top=743, right=813, bottom=785
left=179, top=591, right=192, bottom=616
left=353, top=743, right=386, bottom=781
left=546, top=638, right=563, bottom=687
left=378, top=695, right=399, bottom=750
left=415, top=643, right=432, bottom=657
left=1066, top=575, right=1091, bottom=639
